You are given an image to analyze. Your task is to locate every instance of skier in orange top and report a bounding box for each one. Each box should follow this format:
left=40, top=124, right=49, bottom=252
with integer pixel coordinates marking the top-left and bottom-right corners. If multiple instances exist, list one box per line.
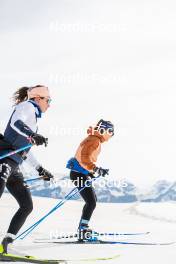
left=66, top=119, right=114, bottom=241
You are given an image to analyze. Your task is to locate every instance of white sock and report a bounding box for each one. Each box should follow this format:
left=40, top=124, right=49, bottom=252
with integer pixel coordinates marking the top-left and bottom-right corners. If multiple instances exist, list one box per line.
left=80, top=219, right=89, bottom=225
left=5, top=233, right=16, bottom=240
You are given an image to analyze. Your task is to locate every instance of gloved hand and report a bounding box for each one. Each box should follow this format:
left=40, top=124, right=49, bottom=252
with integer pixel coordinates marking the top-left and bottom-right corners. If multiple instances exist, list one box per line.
left=30, top=133, right=48, bottom=147
left=37, top=166, right=54, bottom=181
left=93, top=167, right=109, bottom=177
left=88, top=172, right=95, bottom=178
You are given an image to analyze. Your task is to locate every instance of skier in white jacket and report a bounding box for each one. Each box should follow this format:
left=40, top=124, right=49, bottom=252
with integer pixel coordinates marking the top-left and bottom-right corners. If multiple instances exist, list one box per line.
left=0, top=85, right=54, bottom=253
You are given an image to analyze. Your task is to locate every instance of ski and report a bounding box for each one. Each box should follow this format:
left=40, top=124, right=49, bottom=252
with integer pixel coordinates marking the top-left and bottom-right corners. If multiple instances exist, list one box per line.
left=0, top=251, right=120, bottom=263
left=34, top=239, right=175, bottom=246
left=99, top=240, right=175, bottom=246
left=0, top=253, right=67, bottom=263
left=36, top=231, right=150, bottom=241
left=68, top=254, right=120, bottom=261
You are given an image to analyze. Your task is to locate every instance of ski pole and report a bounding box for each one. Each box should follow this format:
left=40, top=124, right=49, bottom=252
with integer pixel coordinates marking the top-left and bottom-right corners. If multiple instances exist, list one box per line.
left=18, top=185, right=90, bottom=240
left=19, top=175, right=102, bottom=239
left=20, top=188, right=80, bottom=239
left=16, top=187, right=78, bottom=240
left=16, top=175, right=102, bottom=240
left=26, top=177, right=43, bottom=183
left=0, top=144, right=32, bottom=160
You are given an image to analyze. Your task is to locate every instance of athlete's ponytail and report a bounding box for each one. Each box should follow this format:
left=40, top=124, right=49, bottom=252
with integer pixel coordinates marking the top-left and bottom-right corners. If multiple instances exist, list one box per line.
left=12, top=85, right=49, bottom=105
left=12, top=86, right=29, bottom=105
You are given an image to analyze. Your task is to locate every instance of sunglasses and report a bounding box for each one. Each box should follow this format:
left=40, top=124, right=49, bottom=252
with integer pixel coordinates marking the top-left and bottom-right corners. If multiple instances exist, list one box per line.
left=40, top=97, right=52, bottom=105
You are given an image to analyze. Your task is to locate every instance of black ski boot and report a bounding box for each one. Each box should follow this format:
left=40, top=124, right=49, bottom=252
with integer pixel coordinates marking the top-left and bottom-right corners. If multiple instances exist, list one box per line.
left=1, top=236, right=14, bottom=253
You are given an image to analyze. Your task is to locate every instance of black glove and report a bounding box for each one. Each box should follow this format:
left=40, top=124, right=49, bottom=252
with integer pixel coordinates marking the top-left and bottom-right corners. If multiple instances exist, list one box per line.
left=37, top=166, right=54, bottom=181
left=88, top=172, right=95, bottom=178
left=30, top=133, right=48, bottom=147
left=93, top=167, right=109, bottom=177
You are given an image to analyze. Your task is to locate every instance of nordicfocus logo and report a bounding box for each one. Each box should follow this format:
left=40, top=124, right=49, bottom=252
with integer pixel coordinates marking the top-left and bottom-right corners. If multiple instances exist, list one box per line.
left=49, top=230, right=129, bottom=241
left=46, top=177, right=127, bottom=189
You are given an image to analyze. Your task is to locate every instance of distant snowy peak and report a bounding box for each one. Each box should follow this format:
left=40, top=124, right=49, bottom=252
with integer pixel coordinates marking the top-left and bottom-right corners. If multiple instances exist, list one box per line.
left=141, top=181, right=176, bottom=202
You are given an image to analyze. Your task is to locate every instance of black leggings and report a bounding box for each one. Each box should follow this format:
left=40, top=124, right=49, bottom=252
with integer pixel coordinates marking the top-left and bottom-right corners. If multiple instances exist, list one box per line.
left=0, top=158, right=33, bottom=235
left=70, top=171, right=97, bottom=221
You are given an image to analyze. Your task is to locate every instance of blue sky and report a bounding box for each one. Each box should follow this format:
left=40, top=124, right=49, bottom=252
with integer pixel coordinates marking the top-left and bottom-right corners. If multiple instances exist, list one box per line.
left=0, top=0, right=176, bottom=187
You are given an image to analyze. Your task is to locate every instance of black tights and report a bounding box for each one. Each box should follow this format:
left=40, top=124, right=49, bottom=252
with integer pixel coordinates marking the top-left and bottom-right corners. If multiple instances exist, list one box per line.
left=0, top=158, right=33, bottom=235
left=70, top=171, right=97, bottom=221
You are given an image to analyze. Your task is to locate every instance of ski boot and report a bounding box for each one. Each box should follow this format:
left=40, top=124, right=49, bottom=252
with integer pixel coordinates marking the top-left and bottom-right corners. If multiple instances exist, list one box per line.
left=0, top=235, right=14, bottom=254
left=78, top=224, right=98, bottom=242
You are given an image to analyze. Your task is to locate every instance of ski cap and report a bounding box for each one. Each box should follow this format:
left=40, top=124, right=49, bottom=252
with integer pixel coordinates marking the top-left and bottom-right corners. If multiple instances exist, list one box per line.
left=95, top=119, right=114, bottom=136
left=27, top=85, right=50, bottom=99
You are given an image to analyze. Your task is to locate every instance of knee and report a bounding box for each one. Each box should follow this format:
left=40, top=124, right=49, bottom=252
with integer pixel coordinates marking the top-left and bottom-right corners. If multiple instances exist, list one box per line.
left=87, top=199, right=96, bottom=211
left=91, top=194, right=97, bottom=210
left=28, top=203, right=33, bottom=214
left=20, top=203, right=33, bottom=215
left=92, top=200, right=97, bottom=210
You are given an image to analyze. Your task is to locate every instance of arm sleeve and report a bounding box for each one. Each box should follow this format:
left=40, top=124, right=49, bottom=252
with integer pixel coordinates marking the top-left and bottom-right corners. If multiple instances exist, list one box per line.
left=25, top=151, right=41, bottom=169
left=10, top=103, right=35, bottom=138
left=81, top=139, right=99, bottom=171
left=14, top=120, right=34, bottom=136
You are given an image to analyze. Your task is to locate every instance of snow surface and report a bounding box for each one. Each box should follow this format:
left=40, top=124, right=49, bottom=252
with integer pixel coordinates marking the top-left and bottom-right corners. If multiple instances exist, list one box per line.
left=0, top=194, right=176, bottom=263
